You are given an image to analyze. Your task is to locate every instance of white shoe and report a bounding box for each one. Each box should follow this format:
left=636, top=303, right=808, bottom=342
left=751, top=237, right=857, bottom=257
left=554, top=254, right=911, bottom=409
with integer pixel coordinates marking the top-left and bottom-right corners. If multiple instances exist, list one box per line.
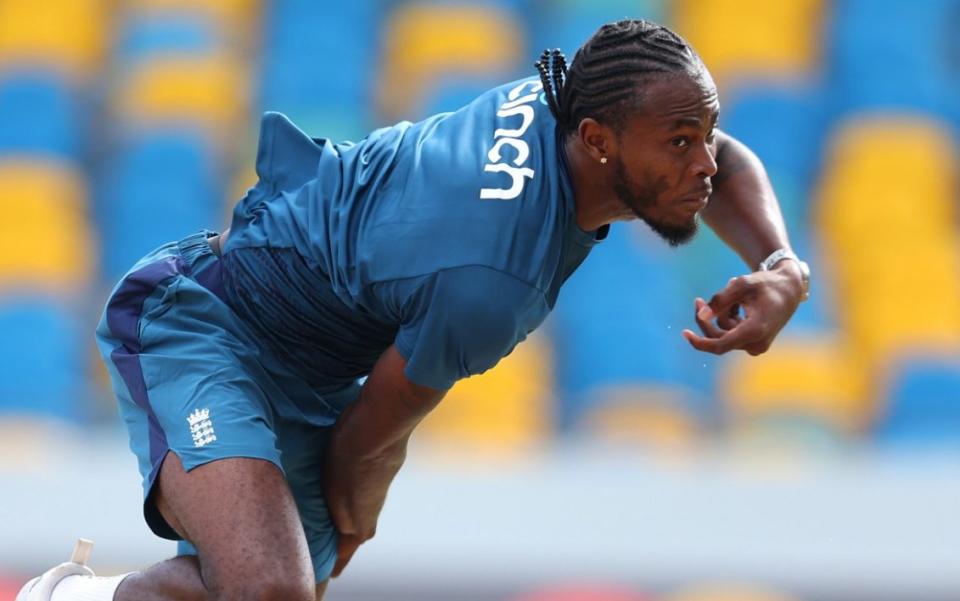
left=16, top=539, right=95, bottom=601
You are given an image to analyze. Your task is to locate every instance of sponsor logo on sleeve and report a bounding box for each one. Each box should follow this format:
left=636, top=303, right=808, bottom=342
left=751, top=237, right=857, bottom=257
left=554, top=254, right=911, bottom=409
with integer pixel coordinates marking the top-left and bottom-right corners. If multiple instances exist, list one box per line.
left=480, top=80, right=544, bottom=200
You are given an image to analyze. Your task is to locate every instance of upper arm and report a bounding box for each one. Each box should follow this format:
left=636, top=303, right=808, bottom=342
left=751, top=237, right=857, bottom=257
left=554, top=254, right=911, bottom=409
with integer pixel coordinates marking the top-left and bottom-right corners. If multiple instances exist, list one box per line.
left=393, top=266, right=545, bottom=390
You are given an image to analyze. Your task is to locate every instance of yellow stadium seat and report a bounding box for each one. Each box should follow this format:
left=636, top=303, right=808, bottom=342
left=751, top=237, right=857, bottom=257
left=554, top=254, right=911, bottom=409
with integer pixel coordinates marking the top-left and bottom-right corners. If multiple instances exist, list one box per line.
left=0, top=159, right=95, bottom=289
left=818, top=118, right=957, bottom=251
left=116, top=54, right=250, bottom=135
left=378, top=3, right=523, bottom=119
left=0, top=0, right=110, bottom=78
left=720, top=335, right=871, bottom=435
left=668, top=584, right=799, bottom=601
left=417, top=333, right=552, bottom=455
left=127, top=0, right=259, bottom=39
left=672, top=0, right=823, bottom=84
left=580, top=385, right=700, bottom=452
left=815, top=117, right=960, bottom=364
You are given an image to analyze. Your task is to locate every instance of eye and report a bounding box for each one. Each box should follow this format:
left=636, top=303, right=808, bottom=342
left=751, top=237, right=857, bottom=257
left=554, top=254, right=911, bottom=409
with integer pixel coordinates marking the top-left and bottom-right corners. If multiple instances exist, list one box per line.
left=706, top=129, right=717, bottom=144
left=671, top=137, right=690, bottom=148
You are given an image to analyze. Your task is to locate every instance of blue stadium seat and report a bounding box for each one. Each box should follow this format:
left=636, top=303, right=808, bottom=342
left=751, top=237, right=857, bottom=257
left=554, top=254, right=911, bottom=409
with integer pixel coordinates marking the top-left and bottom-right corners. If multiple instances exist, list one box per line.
left=550, top=222, right=708, bottom=429
left=0, top=297, right=86, bottom=420
left=722, top=85, right=827, bottom=201
left=828, top=0, right=959, bottom=117
left=876, top=357, right=960, bottom=449
left=117, top=13, right=218, bottom=63
left=99, top=130, right=222, bottom=280
left=0, top=71, right=82, bottom=159
left=527, top=0, right=665, bottom=59
left=420, top=76, right=504, bottom=117
left=260, top=1, right=380, bottom=139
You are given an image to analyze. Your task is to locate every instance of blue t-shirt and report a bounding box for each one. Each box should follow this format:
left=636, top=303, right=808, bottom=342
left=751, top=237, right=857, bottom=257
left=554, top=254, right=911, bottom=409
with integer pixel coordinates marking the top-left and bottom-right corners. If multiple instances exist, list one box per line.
left=221, top=77, right=605, bottom=420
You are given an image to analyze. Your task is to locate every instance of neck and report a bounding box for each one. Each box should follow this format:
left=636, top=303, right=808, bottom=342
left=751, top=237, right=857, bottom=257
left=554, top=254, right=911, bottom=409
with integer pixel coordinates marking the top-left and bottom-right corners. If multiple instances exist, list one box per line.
left=563, top=135, right=633, bottom=232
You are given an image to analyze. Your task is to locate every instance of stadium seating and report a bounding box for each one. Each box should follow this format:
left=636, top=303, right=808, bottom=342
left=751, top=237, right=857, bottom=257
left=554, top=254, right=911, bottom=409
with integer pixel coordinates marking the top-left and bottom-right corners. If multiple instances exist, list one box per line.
left=815, top=116, right=960, bottom=367
left=527, top=0, right=667, bottom=60
left=0, top=0, right=109, bottom=79
left=0, top=296, right=87, bottom=420
left=377, top=3, right=523, bottom=121
left=98, top=131, right=223, bottom=280
left=828, top=0, right=959, bottom=117
left=0, top=160, right=95, bottom=289
left=720, top=335, right=870, bottom=440
left=550, top=223, right=704, bottom=431
left=580, top=384, right=700, bottom=451
left=876, top=355, right=960, bottom=448
left=125, top=0, right=259, bottom=42
left=672, top=0, right=823, bottom=85
left=114, top=54, right=250, bottom=136
left=0, top=72, right=83, bottom=160
left=117, top=12, right=221, bottom=63
left=418, top=333, right=553, bottom=454
left=0, top=0, right=958, bottom=459
left=260, top=1, right=379, bottom=140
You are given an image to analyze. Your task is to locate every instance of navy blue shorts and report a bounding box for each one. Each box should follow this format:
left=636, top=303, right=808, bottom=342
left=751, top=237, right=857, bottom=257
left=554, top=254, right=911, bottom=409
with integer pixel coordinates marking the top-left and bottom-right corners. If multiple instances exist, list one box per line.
left=95, top=230, right=360, bottom=582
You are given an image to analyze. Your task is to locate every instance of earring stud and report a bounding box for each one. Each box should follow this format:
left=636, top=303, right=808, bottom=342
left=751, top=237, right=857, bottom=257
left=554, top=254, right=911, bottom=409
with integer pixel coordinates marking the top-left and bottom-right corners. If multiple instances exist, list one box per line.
left=600, top=157, right=608, bottom=164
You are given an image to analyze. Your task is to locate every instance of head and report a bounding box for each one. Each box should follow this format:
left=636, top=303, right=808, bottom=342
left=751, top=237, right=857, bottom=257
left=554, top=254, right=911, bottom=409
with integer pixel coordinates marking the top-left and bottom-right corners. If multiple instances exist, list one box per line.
left=536, top=20, right=720, bottom=246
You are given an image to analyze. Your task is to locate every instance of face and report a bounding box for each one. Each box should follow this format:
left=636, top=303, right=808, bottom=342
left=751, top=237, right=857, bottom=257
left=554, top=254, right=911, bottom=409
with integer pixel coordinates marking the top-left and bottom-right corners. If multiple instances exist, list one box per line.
left=609, top=70, right=720, bottom=246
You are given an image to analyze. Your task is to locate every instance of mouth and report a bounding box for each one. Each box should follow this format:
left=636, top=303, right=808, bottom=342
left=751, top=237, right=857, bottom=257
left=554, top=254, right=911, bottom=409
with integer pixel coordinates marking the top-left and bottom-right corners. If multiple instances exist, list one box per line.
left=679, top=191, right=710, bottom=211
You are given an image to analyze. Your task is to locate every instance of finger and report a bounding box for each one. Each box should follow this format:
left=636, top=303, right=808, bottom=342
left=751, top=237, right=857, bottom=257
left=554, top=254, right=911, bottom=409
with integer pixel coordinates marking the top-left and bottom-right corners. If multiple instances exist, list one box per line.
left=716, top=303, right=742, bottom=331
left=332, top=536, right=362, bottom=578
left=682, top=322, right=759, bottom=355
left=707, top=276, right=754, bottom=318
left=694, top=297, right=726, bottom=338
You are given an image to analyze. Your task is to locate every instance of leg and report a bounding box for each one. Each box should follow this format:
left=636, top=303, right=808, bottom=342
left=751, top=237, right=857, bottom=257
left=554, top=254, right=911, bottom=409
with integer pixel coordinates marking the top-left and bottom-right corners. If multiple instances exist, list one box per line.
left=117, top=452, right=315, bottom=601
left=114, top=556, right=205, bottom=601
left=117, top=559, right=329, bottom=601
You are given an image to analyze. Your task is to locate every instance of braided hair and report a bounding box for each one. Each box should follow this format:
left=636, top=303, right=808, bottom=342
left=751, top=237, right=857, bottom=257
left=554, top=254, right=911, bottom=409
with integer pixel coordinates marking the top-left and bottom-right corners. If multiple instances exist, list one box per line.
left=535, top=19, right=702, bottom=135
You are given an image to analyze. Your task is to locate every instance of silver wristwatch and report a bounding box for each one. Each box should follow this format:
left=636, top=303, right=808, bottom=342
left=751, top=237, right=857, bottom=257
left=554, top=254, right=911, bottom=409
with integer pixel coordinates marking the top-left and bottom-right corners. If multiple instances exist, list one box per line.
left=758, top=248, right=810, bottom=301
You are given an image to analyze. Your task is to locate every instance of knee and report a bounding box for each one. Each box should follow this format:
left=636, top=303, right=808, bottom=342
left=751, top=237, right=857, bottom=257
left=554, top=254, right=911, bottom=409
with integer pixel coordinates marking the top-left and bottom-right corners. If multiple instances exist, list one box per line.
left=210, top=572, right=315, bottom=601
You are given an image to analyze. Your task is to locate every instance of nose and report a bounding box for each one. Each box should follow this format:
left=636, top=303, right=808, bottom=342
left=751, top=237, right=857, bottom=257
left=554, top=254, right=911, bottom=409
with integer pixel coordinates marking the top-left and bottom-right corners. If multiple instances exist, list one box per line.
left=692, top=140, right=718, bottom=178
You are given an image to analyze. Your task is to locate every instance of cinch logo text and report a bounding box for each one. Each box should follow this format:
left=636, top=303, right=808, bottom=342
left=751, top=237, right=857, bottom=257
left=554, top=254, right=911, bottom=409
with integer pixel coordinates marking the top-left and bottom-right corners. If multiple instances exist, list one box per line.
left=480, top=80, right=544, bottom=200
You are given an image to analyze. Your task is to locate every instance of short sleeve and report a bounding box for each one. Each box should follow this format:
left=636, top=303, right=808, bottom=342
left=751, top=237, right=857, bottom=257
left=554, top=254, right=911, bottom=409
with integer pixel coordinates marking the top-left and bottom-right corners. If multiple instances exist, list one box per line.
left=393, top=266, right=546, bottom=390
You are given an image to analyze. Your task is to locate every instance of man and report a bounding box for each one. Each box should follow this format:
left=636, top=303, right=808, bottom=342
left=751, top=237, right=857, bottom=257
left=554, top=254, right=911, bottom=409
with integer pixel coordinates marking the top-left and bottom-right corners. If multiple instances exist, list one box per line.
left=19, top=18, right=809, bottom=601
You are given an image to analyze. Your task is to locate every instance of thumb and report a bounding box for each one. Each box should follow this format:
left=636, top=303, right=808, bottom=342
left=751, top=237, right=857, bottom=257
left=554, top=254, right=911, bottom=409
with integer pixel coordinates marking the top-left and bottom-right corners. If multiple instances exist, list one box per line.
left=332, top=535, right=362, bottom=578
left=708, top=276, right=751, bottom=317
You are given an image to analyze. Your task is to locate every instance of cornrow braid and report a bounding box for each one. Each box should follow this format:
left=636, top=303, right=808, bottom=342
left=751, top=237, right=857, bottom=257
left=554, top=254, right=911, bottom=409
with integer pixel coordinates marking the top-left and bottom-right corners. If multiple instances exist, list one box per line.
left=537, top=19, right=702, bottom=135
left=534, top=48, right=567, bottom=124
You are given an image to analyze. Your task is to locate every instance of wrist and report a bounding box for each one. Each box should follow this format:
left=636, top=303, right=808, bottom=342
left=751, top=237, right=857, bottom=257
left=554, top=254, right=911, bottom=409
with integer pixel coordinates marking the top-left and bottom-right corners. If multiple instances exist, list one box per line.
left=758, top=248, right=810, bottom=302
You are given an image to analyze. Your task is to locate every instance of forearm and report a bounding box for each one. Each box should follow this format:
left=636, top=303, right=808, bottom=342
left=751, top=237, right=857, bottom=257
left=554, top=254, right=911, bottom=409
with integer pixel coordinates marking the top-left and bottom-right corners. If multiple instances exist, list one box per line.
left=324, top=399, right=413, bottom=536
left=323, top=345, right=445, bottom=538
left=703, top=130, right=793, bottom=269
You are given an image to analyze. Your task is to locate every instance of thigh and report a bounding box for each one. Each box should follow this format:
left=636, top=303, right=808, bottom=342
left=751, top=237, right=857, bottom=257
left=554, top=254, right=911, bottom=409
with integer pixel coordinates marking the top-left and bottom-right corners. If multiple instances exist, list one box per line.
left=155, top=452, right=315, bottom=600
left=277, top=417, right=340, bottom=582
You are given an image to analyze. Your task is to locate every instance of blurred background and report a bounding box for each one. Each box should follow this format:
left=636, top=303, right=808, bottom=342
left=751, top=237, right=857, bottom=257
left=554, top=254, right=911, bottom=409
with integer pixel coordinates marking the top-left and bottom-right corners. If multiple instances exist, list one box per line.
left=1, top=0, right=959, bottom=599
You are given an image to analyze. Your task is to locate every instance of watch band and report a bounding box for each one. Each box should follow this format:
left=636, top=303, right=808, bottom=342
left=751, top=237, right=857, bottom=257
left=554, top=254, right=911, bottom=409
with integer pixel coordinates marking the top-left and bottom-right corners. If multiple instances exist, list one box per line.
left=758, top=248, right=810, bottom=301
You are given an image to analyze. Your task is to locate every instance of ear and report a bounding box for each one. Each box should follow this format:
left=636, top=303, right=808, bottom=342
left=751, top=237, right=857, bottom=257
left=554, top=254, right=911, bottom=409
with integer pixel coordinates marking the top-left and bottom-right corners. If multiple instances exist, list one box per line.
left=577, top=117, right=618, bottom=164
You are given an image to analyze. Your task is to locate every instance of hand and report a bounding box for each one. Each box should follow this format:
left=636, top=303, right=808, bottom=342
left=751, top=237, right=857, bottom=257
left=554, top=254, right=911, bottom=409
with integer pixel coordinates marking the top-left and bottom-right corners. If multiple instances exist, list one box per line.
left=332, top=532, right=368, bottom=578
left=324, top=448, right=389, bottom=578
left=681, top=261, right=804, bottom=355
